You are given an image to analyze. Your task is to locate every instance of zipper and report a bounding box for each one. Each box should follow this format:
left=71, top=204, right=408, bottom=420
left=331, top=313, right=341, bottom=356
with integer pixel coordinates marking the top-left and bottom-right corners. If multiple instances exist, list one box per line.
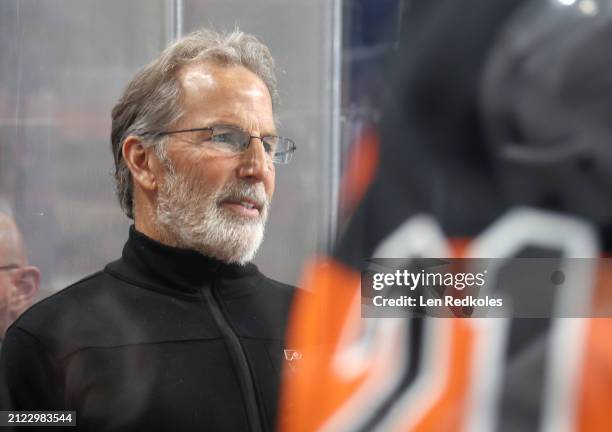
left=201, top=278, right=264, bottom=432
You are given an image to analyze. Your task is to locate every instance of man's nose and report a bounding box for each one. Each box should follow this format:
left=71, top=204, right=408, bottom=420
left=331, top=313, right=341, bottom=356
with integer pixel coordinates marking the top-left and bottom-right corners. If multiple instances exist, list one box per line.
left=238, top=137, right=272, bottom=181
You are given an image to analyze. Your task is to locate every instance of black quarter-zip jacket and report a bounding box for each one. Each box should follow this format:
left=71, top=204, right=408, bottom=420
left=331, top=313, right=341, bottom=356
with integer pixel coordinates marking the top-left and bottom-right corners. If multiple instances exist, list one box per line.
left=0, top=227, right=296, bottom=431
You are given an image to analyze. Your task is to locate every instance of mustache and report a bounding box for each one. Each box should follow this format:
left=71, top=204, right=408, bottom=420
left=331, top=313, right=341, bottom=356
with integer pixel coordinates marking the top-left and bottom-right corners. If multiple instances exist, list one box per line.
left=217, top=183, right=269, bottom=210
left=162, top=166, right=270, bottom=211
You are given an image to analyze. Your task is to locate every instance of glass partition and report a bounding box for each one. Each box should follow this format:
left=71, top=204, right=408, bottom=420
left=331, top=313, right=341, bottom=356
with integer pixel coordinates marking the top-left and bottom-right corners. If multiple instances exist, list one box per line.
left=0, top=0, right=340, bottom=294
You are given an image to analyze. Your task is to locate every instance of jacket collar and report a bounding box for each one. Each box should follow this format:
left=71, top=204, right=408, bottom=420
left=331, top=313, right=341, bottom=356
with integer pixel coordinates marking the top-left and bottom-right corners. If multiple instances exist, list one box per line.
left=105, top=226, right=261, bottom=299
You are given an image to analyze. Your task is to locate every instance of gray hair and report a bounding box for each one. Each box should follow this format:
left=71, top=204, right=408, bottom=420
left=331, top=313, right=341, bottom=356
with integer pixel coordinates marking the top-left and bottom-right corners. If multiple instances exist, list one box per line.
left=110, top=28, right=279, bottom=219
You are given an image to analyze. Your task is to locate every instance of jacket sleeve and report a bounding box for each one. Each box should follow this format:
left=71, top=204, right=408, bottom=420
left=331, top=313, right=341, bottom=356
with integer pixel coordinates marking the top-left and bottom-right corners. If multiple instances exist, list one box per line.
left=0, top=325, right=64, bottom=411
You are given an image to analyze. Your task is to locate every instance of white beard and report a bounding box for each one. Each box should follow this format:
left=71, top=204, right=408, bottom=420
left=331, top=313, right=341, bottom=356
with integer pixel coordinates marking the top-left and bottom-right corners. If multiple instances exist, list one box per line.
left=155, top=162, right=269, bottom=265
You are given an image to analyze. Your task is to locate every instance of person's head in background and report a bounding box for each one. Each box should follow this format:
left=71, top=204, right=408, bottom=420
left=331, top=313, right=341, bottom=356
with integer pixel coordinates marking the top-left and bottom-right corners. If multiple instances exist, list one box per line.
left=0, top=212, right=39, bottom=340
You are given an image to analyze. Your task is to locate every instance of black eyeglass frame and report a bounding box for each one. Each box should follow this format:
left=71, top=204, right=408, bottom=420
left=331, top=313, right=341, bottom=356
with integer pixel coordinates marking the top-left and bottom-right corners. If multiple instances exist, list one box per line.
left=154, top=125, right=297, bottom=164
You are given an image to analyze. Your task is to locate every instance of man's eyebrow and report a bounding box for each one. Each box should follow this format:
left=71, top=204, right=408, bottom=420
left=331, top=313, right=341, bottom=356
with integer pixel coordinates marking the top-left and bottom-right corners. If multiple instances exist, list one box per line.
left=209, top=120, right=278, bottom=136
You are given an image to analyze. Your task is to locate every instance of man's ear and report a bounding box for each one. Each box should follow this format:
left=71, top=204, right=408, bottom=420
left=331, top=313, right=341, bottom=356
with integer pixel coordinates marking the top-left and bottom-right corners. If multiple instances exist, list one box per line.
left=122, top=136, right=159, bottom=192
left=10, top=265, right=40, bottom=318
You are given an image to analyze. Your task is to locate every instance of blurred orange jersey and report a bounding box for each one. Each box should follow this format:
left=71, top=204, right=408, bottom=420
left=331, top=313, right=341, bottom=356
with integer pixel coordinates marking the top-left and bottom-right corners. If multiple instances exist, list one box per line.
left=279, top=209, right=612, bottom=432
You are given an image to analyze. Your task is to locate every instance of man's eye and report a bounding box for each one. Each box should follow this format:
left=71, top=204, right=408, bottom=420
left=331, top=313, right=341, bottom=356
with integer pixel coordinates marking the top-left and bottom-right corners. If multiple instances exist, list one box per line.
left=212, top=133, right=235, bottom=143
left=263, top=138, right=278, bottom=155
left=186, top=130, right=213, bottom=144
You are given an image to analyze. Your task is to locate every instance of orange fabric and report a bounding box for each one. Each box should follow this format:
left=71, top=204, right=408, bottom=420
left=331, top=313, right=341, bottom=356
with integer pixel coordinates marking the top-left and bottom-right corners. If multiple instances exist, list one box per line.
left=575, top=263, right=612, bottom=431
left=575, top=318, right=612, bottom=432
left=410, top=321, right=473, bottom=432
left=279, top=245, right=476, bottom=432
left=279, top=258, right=366, bottom=432
left=448, top=238, right=471, bottom=259
left=281, top=243, right=612, bottom=431
left=339, top=127, right=380, bottom=218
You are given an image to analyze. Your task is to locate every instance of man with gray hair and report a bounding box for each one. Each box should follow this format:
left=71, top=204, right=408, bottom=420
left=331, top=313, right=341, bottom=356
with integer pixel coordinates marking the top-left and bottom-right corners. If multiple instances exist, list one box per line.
left=0, top=29, right=297, bottom=431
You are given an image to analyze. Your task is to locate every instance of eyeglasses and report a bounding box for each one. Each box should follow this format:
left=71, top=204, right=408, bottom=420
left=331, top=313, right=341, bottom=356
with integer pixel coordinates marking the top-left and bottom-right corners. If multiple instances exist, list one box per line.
left=156, top=124, right=296, bottom=164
